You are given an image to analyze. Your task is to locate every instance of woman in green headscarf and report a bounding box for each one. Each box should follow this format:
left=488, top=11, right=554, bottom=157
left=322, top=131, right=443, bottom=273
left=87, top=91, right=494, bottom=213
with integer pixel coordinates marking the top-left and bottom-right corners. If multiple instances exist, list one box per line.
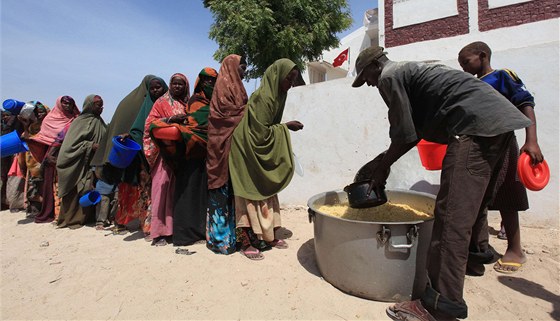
left=112, top=76, right=167, bottom=237
left=56, top=95, right=107, bottom=229
left=229, top=58, right=304, bottom=260
left=91, top=75, right=156, bottom=170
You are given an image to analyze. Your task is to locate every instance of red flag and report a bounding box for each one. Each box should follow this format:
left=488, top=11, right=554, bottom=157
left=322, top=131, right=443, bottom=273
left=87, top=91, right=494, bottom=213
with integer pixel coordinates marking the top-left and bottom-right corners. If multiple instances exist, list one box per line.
left=332, top=48, right=349, bottom=67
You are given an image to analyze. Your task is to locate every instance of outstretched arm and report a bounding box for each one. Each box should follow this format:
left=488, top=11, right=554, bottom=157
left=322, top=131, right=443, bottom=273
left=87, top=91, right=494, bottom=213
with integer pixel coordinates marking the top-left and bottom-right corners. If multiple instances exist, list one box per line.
left=370, top=139, right=419, bottom=185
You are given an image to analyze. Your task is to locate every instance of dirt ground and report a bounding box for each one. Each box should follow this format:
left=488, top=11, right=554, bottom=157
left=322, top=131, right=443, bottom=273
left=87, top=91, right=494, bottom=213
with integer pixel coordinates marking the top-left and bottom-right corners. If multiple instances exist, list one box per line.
left=1, top=207, right=558, bottom=320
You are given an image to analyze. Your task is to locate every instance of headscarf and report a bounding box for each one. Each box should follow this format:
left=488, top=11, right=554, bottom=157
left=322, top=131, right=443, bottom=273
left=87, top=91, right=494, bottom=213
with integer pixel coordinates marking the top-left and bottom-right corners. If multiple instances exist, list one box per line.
left=149, top=68, right=217, bottom=161
left=228, top=58, right=297, bottom=200
left=81, top=94, right=99, bottom=114
left=206, top=54, right=249, bottom=189
left=1, top=110, right=15, bottom=135
left=129, top=76, right=168, bottom=147
left=56, top=94, right=107, bottom=197
left=26, top=96, right=80, bottom=162
left=121, top=76, right=167, bottom=182
left=143, top=73, right=190, bottom=168
left=91, top=75, right=156, bottom=167
left=28, top=101, right=50, bottom=135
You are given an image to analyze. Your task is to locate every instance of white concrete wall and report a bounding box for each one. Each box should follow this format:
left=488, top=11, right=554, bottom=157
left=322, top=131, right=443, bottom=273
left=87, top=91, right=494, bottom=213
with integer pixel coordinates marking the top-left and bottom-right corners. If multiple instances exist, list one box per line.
left=279, top=19, right=559, bottom=226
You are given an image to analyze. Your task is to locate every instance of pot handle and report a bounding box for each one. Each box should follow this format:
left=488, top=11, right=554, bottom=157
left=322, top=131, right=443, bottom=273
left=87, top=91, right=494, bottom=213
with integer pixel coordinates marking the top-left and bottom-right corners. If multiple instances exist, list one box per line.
left=389, top=225, right=419, bottom=249
left=308, top=208, right=316, bottom=223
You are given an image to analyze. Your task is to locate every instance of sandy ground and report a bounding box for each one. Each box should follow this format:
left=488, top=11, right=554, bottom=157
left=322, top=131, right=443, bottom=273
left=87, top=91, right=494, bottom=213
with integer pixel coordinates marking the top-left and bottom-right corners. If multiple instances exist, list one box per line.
left=1, top=207, right=558, bottom=321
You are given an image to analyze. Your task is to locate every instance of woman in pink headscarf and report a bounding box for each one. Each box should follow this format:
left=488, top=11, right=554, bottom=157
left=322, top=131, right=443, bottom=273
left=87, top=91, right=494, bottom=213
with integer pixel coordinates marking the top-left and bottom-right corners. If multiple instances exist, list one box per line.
left=143, top=73, right=190, bottom=246
left=24, top=95, right=80, bottom=223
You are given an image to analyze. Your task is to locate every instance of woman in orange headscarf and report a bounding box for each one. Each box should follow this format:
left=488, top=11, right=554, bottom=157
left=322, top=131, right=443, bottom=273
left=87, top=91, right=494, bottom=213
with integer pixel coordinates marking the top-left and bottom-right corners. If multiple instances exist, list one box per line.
left=150, top=67, right=218, bottom=246
left=18, top=101, right=50, bottom=217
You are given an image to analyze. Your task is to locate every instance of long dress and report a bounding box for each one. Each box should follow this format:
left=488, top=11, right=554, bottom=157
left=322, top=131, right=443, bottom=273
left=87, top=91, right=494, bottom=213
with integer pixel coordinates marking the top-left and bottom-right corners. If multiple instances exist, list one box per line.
left=27, top=96, right=79, bottom=223
left=56, top=96, right=107, bottom=228
left=151, top=67, right=216, bottom=246
left=205, top=55, right=248, bottom=254
left=115, top=76, right=168, bottom=235
left=144, top=73, right=190, bottom=241
left=228, top=59, right=297, bottom=243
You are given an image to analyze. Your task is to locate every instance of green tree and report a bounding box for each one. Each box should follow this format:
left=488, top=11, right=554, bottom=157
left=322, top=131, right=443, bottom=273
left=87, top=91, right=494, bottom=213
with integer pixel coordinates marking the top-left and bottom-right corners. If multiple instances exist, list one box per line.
left=204, top=0, right=352, bottom=79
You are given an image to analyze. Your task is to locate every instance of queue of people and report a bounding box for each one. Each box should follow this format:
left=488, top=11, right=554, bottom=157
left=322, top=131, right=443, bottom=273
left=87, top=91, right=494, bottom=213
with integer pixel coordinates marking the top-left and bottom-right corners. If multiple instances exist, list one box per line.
left=1, top=55, right=304, bottom=262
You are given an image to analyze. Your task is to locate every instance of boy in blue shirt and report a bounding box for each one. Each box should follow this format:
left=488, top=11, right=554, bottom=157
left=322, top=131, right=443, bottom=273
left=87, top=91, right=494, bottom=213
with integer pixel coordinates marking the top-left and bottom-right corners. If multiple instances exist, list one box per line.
left=458, top=41, right=544, bottom=274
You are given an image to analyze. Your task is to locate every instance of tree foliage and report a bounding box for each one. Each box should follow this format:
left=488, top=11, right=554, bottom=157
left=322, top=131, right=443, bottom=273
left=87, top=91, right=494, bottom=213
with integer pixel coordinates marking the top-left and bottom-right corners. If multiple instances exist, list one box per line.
left=203, top=0, right=352, bottom=79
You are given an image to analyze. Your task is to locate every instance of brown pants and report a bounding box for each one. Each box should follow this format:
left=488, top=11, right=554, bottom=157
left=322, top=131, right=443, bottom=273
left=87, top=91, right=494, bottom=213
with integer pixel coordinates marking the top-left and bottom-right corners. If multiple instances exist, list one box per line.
left=421, top=133, right=512, bottom=319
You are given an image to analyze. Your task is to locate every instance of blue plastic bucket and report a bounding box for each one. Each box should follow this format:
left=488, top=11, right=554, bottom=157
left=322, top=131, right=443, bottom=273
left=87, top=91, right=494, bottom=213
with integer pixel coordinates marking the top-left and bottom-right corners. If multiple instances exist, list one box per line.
left=0, top=130, right=28, bottom=158
left=108, top=136, right=141, bottom=169
left=79, top=190, right=101, bottom=207
left=2, top=99, right=26, bottom=115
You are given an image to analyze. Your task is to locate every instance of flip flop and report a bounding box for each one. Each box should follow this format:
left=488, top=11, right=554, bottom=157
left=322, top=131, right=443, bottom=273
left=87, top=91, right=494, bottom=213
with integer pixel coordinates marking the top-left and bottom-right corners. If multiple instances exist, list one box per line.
left=241, top=248, right=264, bottom=261
left=497, top=225, right=507, bottom=240
left=386, top=300, right=437, bottom=321
left=175, top=248, right=196, bottom=255
left=152, top=238, right=168, bottom=247
left=270, top=239, right=289, bottom=249
left=493, top=259, right=523, bottom=274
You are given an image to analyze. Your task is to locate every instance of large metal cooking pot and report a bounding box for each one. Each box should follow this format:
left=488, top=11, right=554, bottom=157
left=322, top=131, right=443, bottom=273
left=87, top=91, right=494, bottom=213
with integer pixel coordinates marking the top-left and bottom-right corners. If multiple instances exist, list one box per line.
left=307, top=189, right=435, bottom=302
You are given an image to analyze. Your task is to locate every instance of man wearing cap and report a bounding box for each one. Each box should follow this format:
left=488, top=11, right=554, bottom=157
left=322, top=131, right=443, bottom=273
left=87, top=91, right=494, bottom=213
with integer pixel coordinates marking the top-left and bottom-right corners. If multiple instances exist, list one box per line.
left=352, top=46, right=532, bottom=320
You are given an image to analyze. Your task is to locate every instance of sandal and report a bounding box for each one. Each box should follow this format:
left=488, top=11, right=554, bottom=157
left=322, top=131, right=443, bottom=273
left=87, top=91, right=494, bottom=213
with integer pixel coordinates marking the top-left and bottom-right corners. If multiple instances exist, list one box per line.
left=241, top=246, right=264, bottom=261
left=152, top=237, right=168, bottom=247
left=496, top=226, right=507, bottom=240
left=253, top=240, right=272, bottom=252
left=270, top=239, right=289, bottom=249
left=113, top=227, right=128, bottom=235
left=493, top=258, right=523, bottom=274
left=95, top=224, right=106, bottom=231
left=386, top=300, right=437, bottom=321
left=175, top=248, right=196, bottom=255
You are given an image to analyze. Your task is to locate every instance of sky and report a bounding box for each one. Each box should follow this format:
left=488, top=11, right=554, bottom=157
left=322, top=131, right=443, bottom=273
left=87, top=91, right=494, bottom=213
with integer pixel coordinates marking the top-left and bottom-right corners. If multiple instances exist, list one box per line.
left=1, top=0, right=377, bottom=122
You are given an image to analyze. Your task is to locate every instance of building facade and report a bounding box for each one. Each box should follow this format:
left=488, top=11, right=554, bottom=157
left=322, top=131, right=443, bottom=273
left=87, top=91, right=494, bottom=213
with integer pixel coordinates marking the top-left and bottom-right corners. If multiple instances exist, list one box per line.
left=281, top=0, right=559, bottom=225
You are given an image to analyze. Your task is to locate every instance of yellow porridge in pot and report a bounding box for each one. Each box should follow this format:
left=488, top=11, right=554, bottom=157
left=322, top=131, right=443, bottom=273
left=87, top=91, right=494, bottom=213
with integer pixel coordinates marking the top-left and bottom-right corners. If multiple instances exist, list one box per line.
left=316, top=202, right=432, bottom=222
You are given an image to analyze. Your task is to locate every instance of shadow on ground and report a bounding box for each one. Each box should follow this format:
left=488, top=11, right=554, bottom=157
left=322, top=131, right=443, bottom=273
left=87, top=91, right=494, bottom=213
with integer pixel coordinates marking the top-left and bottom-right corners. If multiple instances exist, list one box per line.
left=123, top=230, right=146, bottom=242
left=17, top=217, right=35, bottom=225
left=276, top=226, right=293, bottom=240
left=297, top=238, right=321, bottom=277
left=497, top=276, right=560, bottom=320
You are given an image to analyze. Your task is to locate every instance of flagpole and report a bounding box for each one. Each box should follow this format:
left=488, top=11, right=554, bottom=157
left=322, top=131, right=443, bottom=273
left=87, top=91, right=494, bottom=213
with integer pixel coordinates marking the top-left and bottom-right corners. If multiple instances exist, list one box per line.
left=347, top=47, right=350, bottom=71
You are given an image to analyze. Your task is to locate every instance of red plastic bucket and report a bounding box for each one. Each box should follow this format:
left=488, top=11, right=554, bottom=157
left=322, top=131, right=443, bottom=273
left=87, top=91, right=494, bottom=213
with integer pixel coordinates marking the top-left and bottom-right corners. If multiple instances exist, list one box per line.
left=152, top=126, right=181, bottom=141
left=417, top=140, right=447, bottom=170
